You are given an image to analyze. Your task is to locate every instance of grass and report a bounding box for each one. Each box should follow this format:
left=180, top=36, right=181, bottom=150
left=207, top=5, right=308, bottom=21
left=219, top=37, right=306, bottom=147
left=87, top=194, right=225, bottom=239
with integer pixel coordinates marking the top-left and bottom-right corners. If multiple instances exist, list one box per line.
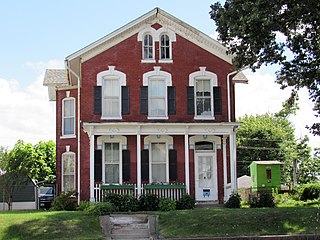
left=156, top=207, right=320, bottom=238
left=0, top=210, right=104, bottom=240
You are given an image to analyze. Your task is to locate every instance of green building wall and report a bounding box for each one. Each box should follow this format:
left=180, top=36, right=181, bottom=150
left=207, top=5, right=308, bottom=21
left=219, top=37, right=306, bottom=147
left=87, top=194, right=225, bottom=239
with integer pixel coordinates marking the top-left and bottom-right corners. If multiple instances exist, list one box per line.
left=250, top=161, right=281, bottom=191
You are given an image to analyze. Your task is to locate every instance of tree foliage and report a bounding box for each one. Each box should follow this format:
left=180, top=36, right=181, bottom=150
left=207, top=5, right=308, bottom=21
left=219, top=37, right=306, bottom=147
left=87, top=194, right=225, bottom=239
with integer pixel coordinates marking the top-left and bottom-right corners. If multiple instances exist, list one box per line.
left=236, top=113, right=297, bottom=185
left=210, top=0, right=320, bottom=134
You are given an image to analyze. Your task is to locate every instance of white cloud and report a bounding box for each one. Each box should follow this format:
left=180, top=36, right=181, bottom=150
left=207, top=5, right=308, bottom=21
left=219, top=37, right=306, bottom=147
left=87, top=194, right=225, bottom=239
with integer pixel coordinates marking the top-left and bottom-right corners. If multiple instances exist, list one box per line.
left=236, top=69, right=319, bottom=150
left=0, top=60, right=63, bottom=149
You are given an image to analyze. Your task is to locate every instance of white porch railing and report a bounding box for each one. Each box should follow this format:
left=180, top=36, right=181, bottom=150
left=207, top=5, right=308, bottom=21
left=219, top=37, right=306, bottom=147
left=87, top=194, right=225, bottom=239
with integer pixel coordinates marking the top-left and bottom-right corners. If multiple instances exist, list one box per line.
left=94, top=183, right=186, bottom=202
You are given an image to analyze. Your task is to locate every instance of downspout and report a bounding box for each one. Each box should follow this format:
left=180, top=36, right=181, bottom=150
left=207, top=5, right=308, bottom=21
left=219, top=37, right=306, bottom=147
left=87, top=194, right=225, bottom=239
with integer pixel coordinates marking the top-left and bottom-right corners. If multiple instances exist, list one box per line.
left=227, top=67, right=248, bottom=122
left=65, top=61, right=81, bottom=204
left=227, top=70, right=238, bottom=123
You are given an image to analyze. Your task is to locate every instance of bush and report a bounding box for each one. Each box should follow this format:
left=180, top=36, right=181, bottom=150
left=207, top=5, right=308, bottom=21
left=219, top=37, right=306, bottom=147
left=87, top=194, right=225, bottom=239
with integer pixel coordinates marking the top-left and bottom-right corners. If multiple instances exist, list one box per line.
left=300, top=183, right=320, bottom=201
left=78, top=201, right=90, bottom=211
left=104, top=193, right=138, bottom=212
left=51, top=191, right=78, bottom=211
left=249, top=191, right=275, bottom=208
left=86, top=202, right=114, bottom=216
left=138, top=194, right=159, bottom=211
left=225, top=193, right=241, bottom=208
left=176, top=195, right=195, bottom=210
left=159, top=198, right=176, bottom=211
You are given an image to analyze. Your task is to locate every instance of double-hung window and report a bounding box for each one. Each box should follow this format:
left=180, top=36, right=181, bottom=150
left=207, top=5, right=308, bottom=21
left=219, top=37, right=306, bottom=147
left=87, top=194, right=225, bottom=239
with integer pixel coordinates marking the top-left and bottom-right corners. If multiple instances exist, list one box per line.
left=62, top=152, right=75, bottom=191
left=104, top=143, right=120, bottom=184
left=62, top=98, right=75, bottom=136
left=143, top=34, right=154, bottom=60
left=149, top=78, right=166, bottom=117
left=151, top=143, right=167, bottom=183
left=195, top=79, right=212, bottom=117
left=102, top=78, right=120, bottom=118
left=160, top=34, right=170, bottom=60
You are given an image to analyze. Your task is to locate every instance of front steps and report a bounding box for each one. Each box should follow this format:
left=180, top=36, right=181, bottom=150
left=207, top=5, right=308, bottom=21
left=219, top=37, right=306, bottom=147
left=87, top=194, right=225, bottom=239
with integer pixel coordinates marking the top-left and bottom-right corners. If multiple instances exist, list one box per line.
left=101, top=214, right=155, bottom=240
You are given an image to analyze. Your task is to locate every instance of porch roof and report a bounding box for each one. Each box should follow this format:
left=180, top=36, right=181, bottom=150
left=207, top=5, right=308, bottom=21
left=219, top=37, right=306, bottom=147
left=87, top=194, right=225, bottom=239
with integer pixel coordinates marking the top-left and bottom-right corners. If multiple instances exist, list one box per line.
left=83, top=122, right=241, bottom=136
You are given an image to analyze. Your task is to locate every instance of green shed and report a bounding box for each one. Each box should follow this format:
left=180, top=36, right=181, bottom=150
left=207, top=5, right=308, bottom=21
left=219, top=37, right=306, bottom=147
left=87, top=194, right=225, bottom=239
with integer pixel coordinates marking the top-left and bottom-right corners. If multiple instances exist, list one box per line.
left=250, top=161, right=282, bottom=192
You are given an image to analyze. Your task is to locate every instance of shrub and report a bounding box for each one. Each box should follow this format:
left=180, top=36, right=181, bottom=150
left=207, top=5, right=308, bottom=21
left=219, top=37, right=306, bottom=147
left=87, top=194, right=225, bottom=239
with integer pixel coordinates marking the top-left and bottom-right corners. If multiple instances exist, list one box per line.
left=225, top=193, right=241, bottom=208
left=176, top=195, right=195, bottom=210
left=159, top=198, right=176, bottom=211
left=104, top=193, right=138, bottom=212
left=78, top=201, right=90, bottom=211
left=138, top=194, right=159, bottom=211
left=51, top=191, right=78, bottom=211
left=86, top=202, right=114, bottom=216
left=249, top=191, right=275, bottom=208
left=300, top=183, right=320, bottom=201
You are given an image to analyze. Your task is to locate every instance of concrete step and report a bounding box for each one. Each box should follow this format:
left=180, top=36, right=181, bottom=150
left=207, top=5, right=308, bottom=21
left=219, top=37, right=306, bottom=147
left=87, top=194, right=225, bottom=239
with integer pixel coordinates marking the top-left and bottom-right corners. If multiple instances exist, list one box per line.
left=112, top=223, right=149, bottom=230
left=111, top=233, right=150, bottom=239
left=111, top=228, right=149, bottom=235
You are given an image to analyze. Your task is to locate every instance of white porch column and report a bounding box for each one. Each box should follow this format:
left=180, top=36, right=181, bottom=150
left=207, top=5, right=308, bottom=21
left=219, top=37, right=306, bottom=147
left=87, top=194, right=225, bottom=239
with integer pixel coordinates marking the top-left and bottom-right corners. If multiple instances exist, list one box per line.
left=89, top=133, right=95, bottom=202
left=222, top=136, right=227, bottom=201
left=229, top=131, right=237, bottom=192
left=184, top=132, right=190, bottom=194
left=137, top=131, right=141, bottom=196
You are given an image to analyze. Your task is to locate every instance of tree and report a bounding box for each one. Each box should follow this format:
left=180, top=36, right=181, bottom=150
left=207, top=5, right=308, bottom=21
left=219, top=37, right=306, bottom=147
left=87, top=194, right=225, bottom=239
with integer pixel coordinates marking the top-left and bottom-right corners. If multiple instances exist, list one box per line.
left=7, top=140, right=56, bottom=183
left=0, top=140, right=56, bottom=210
left=210, top=0, right=320, bottom=135
left=236, top=113, right=298, bottom=186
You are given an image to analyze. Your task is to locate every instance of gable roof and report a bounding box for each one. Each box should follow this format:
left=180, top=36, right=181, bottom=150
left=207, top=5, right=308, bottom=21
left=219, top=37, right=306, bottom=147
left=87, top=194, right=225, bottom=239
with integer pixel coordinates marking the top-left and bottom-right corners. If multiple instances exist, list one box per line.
left=65, top=7, right=233, bottom=84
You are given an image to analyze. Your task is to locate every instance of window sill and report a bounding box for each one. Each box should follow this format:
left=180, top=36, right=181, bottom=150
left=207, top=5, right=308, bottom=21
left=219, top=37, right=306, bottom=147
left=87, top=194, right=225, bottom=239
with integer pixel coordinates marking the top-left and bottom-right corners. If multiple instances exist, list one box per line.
left=60, top=135, right=76, bottom=139
left=158, top=59, right=173, bottom=64
left=141, top=59, right=156, bottom=63
left=147, top=116, right=169, bottom=120
left=194, top=116, right=215, bottom=120
left=101, top=116, right=122, bottom=120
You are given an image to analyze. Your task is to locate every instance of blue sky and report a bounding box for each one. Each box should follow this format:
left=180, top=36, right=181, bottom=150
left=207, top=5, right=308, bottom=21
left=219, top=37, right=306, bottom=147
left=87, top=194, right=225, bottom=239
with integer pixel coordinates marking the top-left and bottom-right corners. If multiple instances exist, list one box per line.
left=0, top=0, right=318, bottom=150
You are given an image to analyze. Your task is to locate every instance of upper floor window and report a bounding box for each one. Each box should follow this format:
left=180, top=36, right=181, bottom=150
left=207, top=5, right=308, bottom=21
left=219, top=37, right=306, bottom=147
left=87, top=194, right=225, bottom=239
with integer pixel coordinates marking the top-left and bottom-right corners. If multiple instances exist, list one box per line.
left=62, top=152, right=75, bottom=192
left=103, top=78, right=120, bottom=118
left=188, top=67, right=221, bottom=120
left=195, top=79, right=212, bottom=117
left=95, top=66, right=128, bottom=119
left=62, top=97, right=75, bottom=136
left=143, top=34, right=154, bottom=60
left=160, top=34, right=170, bottom=60
left=141, top=67, right=175, bottom=119
left=138, top=26, right=176, bottom=63
left=149, top=78, right=166, bottom=117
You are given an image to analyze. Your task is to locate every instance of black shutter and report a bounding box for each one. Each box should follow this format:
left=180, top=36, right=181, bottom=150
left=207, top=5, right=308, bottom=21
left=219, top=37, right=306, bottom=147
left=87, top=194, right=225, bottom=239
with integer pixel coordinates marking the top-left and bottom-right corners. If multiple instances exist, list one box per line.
left=187, top=86, right=194, bottom=115
left=94, top=150, right=102, bottom=182
left=213, top=86, right=222, bottom=115
left=168, top=86, right=176, bottom=115
left=140, top=86, right=148, bottom=115
left=169, top=149, right=177, bottom=181
left=141, top=149, right=149, bottom=182
left=122, top=150, right=130, bottom=181
left=94, top=86, right=102, bottom=115
left=121, top=86, right=130, bottom=115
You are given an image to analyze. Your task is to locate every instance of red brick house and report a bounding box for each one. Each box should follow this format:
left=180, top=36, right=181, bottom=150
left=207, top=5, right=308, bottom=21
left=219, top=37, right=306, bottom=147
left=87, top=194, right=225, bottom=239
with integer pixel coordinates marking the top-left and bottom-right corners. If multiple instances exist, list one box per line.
left=43, top=8, right=247, bottom=204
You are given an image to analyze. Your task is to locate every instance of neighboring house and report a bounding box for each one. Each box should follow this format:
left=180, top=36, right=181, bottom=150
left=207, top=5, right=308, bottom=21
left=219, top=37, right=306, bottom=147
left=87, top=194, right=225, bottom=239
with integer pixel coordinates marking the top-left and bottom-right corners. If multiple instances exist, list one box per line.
left=250, top=161, right=282, bottom=191
left=43, top=8, right=247, bottom=204
left=0, top=175, right=38, bottom=211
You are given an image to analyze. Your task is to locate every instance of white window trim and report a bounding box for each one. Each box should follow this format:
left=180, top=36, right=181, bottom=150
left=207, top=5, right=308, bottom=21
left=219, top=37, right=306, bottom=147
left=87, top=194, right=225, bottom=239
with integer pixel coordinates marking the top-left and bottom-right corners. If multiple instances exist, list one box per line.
left=143, top=66, right=172, bottom=119
left=61, top=151, right=76, bottom=192
left=62, top=97, right=76, bottom=137
left=159, top=34, right=172, bottom=62
left=138, top=26, right=176, bottom=63
left=98, top=135, right=127, bottom=185
left=144, top=135, right=173, bottom=184
left=189, top=67, right=218, bottom=120
left=142, top=33, right=155, bottom=61
left=97, top=66, right=126, bottom=120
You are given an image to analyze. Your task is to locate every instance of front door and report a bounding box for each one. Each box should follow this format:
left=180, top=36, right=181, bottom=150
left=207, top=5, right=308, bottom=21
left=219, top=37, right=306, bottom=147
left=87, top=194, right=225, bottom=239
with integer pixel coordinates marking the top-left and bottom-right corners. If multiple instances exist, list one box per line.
left=195, top=152, right=217, bottom=201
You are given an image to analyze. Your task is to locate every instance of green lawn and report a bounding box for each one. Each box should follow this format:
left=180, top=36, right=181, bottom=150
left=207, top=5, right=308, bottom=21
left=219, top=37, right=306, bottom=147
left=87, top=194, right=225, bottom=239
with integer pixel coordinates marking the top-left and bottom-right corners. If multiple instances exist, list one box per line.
left=156, top=207, right=320, bottom=238
left=0, top=211, right=104, bottom=240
